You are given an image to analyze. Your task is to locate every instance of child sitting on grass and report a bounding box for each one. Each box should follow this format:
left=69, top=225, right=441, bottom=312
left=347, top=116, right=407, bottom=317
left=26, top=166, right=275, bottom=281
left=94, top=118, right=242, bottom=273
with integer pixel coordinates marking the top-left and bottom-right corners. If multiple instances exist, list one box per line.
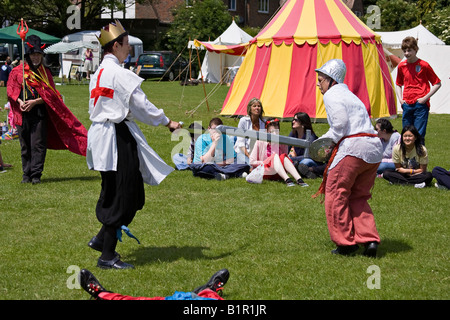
left=383, top=125, right=433, bottom=188
left=249, top=118, right=308, bottom=187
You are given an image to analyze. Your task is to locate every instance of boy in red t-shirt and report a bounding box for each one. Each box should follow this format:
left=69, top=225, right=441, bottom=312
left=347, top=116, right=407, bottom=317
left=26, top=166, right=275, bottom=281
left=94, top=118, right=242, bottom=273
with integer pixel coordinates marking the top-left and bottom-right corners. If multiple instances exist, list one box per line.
left=396, top=36, right=441, bottom=144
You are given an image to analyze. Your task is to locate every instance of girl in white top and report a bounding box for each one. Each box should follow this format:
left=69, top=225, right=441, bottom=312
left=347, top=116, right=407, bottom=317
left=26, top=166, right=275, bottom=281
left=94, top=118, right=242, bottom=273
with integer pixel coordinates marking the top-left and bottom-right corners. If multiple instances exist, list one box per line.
left=234, top=98, right=266, bottom=164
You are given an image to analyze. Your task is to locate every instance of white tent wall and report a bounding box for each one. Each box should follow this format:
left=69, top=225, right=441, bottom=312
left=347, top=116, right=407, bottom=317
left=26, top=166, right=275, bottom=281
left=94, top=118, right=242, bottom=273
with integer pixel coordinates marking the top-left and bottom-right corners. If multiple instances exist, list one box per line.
left=197, top=21, right=253, bottom=84
left=200, top=53, right=244, bottom=83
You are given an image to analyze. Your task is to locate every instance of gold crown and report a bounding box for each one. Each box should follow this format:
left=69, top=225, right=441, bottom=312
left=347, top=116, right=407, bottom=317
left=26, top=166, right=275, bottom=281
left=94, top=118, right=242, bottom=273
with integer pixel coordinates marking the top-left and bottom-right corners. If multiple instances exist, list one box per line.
left=97, top=20, right=127, bottom=47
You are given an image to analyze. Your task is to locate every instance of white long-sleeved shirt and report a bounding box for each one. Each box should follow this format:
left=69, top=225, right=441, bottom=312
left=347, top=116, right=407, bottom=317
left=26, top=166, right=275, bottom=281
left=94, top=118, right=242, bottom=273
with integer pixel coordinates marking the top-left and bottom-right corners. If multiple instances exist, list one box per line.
left=320, top=84, right=382, bottom=170
left=86, top=54, right=173, bottom=185
left=234, top=116, right=266, bottom=154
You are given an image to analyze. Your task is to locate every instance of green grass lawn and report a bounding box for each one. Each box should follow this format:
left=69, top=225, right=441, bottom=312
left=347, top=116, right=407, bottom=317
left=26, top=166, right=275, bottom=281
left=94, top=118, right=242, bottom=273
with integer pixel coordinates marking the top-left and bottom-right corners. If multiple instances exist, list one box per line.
left=0, top=81, right=449, bottom=300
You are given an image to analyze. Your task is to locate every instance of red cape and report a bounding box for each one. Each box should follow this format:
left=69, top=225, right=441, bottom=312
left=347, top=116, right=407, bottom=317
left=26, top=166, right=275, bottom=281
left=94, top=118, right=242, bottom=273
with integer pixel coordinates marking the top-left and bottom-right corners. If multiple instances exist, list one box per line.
left=7, top=63, right=87, bottom=156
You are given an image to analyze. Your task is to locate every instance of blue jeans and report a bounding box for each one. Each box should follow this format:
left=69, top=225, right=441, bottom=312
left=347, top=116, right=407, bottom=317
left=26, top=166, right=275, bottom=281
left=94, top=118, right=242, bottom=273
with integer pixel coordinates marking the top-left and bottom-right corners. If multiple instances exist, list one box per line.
left=402, top=102, right=429, bottom=143
left=377, top=162, right=396, bottom=174
left=290, top=156, right=319, bottom=167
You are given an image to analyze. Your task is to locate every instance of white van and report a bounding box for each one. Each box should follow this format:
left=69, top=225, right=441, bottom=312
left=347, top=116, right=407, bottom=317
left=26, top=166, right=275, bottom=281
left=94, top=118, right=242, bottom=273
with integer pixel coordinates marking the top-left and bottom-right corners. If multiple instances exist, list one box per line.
left=61, top=30, right=143, bottom=75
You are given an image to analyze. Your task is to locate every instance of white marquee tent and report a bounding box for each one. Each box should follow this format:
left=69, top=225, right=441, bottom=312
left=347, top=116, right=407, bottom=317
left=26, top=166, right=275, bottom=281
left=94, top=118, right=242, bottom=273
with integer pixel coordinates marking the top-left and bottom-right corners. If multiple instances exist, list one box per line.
left=378, top=25, right=449, bottom=114
left=193, top=21, right=253, bottom=84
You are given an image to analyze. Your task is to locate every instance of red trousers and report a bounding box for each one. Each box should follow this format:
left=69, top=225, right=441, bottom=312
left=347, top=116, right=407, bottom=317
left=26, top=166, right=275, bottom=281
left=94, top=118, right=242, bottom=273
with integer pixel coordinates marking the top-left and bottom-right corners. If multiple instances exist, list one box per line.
left=325, top=156, right=380, bottom=246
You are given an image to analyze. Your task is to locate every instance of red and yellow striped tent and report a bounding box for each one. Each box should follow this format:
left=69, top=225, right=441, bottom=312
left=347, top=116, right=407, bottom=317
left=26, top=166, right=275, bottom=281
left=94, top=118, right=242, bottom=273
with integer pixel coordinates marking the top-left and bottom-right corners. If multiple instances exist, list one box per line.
left=198, top=0, right=397, bottom=119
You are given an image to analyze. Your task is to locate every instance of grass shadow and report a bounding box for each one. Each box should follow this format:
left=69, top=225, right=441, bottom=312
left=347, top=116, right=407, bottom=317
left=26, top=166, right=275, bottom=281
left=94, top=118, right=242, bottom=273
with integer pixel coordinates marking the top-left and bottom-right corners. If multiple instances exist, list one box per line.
left=128, top=245, right=237, bottom=266
left=377, top=238, right=413, bottom=258
left=42, top=175, right=100, bottom=183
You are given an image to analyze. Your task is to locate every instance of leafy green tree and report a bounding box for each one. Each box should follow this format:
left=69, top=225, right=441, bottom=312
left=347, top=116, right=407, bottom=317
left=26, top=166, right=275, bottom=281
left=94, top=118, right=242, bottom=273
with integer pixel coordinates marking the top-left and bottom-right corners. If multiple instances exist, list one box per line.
left=423, top=5, right=450, bottom=44
left=0, top=0, right=128, bottom=37
left=165, top=0, right=232, bottom=55
left=363, top=0, right=418, bottom=31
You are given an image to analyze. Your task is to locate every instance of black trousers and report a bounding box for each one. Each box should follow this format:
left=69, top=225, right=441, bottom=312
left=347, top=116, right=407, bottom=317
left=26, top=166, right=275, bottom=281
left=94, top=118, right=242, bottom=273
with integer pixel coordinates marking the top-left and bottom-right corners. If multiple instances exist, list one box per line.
left=17, top=105, right=48, bottom=180
left=95, top=121, right=145, bottom=260
left=96, top=121, right=145, bottom=229
left=383, top=169, right=433, bottom=186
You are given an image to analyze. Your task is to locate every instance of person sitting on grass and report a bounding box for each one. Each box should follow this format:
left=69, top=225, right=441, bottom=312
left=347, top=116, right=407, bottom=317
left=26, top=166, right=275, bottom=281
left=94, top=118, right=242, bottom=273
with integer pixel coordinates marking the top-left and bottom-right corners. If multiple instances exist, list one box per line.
left=432, top=166, right=450, bottom=190
left=190, top=117, right=249, bottom=180
left=249, top=118, right=308, bottom=187
left=383, top=125, right=433, bottom=188
left=374, top=118, right=401, bottom=177
left=79, top=268, right=229, bottom=300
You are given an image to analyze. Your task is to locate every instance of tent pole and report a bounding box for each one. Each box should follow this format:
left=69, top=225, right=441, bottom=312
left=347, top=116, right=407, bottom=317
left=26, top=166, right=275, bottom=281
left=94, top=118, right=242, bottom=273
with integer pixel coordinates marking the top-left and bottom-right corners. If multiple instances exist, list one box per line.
left=196, top=47, right=209, bottom=111
left=189, top=38, right=192, bottom=79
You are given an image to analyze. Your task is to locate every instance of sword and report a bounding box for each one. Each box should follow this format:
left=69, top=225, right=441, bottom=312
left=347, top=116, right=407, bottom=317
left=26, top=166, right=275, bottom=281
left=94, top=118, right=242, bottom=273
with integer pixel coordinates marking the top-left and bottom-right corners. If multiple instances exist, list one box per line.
left=177, top=122, right=312, bottom=157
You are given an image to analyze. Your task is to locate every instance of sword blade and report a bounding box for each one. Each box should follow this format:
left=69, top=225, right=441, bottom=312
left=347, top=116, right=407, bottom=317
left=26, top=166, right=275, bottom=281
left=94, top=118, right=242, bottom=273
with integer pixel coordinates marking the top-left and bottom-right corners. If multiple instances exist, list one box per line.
left=176, top=124, right=311, bottom=151
left=216, top=125, right=311, bottom=149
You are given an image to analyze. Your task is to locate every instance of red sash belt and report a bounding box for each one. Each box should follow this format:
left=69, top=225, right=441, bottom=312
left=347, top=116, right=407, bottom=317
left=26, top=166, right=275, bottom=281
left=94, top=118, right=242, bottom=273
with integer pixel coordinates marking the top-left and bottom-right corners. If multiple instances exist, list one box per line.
left=312, top=132, right=378, bottom=200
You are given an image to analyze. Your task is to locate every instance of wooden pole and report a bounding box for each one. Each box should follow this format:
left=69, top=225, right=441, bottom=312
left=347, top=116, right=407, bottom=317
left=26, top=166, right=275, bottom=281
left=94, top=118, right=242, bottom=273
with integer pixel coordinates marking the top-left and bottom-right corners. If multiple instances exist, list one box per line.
left=189, top=38, right=192, bottom=80
left=196, top=47, right=209, bottom=111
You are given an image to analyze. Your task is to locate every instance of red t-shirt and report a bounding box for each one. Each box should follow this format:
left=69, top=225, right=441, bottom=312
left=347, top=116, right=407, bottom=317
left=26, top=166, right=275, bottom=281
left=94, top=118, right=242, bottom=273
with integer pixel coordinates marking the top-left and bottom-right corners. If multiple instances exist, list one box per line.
left=396, top=59, right=441, bottom=107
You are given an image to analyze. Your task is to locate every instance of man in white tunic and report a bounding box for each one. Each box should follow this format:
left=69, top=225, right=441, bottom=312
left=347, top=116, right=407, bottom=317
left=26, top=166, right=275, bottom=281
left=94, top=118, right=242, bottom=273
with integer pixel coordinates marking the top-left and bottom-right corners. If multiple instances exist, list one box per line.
left=86, top=20, right=180, bottom=269
left=313, top=59, right=382, bottom=257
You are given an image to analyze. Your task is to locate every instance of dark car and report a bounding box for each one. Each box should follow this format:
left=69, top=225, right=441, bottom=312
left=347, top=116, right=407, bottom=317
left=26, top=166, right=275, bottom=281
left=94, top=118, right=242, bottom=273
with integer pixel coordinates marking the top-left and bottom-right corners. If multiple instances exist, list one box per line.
left=135, top=51, right=189, bottom=81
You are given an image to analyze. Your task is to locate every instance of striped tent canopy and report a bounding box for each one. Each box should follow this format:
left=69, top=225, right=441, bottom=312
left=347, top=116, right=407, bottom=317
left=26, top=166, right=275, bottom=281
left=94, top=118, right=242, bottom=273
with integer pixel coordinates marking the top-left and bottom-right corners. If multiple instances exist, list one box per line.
left=210, top=0, right=397, bottom=119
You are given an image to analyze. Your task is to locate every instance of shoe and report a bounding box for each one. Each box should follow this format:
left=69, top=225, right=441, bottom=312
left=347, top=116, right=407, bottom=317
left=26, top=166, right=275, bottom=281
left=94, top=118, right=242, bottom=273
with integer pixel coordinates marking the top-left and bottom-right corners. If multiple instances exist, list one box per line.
left=414, top=182, right=426, bottom=188
left=363, top=242, right=379, bottom=257
left=88, top=236, right=121, bottom=259
left=88, top=236, right=103, bottom=252
left=240, top=172, right=248, bottom=178
left=21, top=177, right=31, bottom=184
left=297, top=178, right=309, bottom=187
left=297, top=163, right=318, bottom=179
left=193, top=269, right=230, bottom=296
left=97, top=256, right=134, bottom=269
left=331, top=244, right=359, bottom=256
left=285, top=178, right=296, bottom=187
left=31, top=177, right=41, bottom=185
left=79, top=269, right=108, bottom=300
left=215, top=173, right=229, bottom=181
left=435, top=182, right=448, bottom=190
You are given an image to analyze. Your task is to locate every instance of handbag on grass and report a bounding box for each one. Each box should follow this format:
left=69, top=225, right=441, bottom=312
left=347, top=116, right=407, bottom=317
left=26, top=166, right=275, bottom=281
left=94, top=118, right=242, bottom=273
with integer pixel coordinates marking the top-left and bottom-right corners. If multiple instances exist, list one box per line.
left=246, top=164, right=264, bottom=184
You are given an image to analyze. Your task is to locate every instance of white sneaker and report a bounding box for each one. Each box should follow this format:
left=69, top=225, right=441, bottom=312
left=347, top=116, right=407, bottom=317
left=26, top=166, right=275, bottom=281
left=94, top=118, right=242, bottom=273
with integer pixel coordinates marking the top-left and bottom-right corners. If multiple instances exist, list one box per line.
left=215, top=173, right=228, bottom=181
left=240, top=172, right=248, bottom=178
left=414, top=182, right=426, bottom=188
left=435, top=182, right=448, bottom=190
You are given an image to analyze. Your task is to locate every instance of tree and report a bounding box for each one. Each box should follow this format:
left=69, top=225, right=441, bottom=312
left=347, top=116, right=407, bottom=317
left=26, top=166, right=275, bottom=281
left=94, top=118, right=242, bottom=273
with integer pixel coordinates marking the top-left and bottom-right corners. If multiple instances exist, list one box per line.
left=165, top=0, right=232, bottom=56
left=0, top=0, right=128, bottom=37
left=423, top=6, right=450, bottom=44
left=362, top=0, right=418, bottom=31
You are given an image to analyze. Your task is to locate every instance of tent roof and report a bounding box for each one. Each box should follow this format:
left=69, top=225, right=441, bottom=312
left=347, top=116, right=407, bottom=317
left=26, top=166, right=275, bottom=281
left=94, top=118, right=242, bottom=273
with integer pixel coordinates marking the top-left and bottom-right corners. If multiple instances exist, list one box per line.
left=193, top=20, right=253, bottom=56
left=44, top=41, right=97, bottom=54
left=219, top=0, right=396, bottom=119
left=194, top=0, right=381, bottom=55
left=254, top=0, right=380, bottom=46
left=211, top=20, right=253, bottom=45
left=0, top=24, right=61, bottom=47
left=377, top=24, right=445, bottom=49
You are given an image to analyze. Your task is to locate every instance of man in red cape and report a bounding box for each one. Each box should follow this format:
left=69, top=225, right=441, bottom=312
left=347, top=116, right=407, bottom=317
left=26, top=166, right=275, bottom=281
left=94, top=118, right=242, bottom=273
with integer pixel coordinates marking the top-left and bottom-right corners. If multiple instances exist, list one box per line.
left=7, top=35, right=87, bottom=184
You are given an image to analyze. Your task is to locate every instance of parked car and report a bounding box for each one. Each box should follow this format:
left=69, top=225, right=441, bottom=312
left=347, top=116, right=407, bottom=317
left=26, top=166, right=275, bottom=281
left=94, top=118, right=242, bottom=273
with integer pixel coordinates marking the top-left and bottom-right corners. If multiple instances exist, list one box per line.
left=135, top=51, right=189, bottom=81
